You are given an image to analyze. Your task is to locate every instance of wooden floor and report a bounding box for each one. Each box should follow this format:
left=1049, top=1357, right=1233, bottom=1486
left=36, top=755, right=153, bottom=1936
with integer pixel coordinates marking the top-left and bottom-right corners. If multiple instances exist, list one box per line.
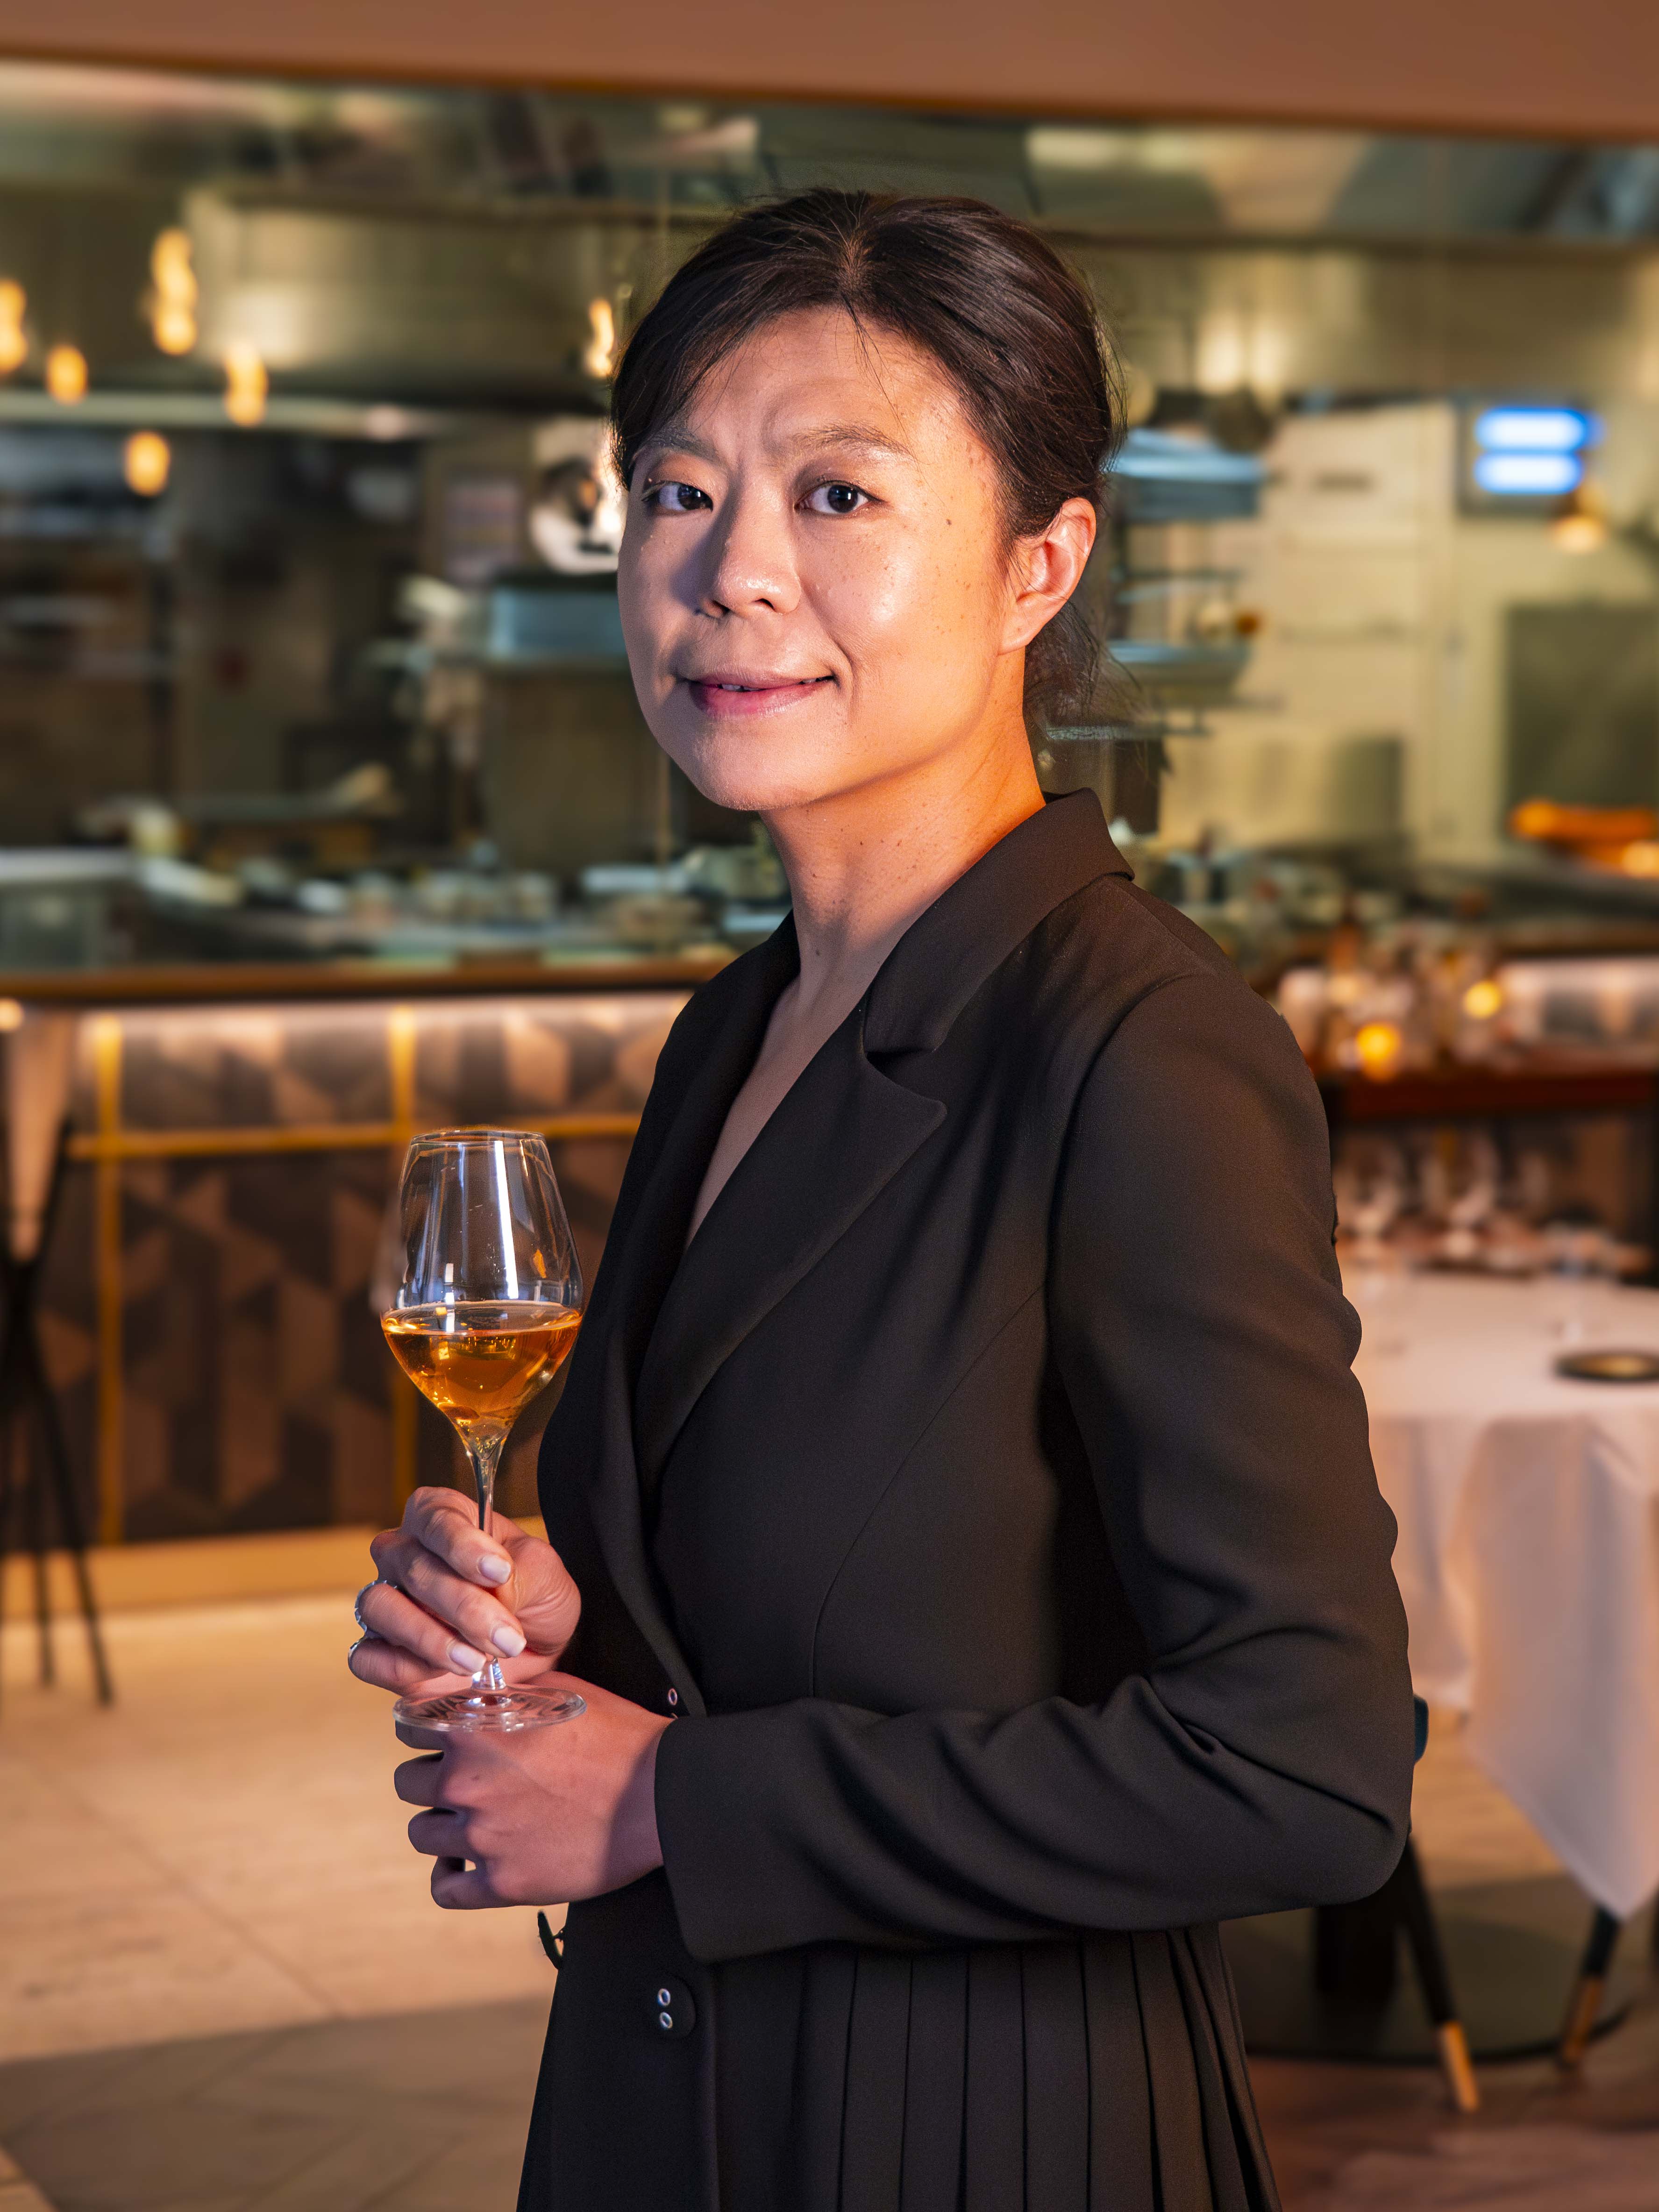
left=1255, top=1998, right=1659, bottom=2210
left=0, top=1587, right=1653, bottom=2209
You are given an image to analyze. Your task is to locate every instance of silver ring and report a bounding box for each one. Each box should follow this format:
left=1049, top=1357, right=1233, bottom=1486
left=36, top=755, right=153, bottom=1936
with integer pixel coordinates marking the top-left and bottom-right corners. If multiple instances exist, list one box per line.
left=353, top=1577, right=396, bottom=1634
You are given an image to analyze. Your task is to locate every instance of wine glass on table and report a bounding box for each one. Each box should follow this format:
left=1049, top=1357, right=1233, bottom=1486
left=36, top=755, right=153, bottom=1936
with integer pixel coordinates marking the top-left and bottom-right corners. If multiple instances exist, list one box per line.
left=381, top=1128, right=584, bottom=1732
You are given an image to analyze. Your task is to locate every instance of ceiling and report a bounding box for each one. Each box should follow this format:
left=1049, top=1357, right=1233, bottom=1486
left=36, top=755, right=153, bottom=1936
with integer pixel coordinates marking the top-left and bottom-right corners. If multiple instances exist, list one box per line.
left=1, top=65, right=1658, bottom=242
left=1, top=64, right=1659, bottom=419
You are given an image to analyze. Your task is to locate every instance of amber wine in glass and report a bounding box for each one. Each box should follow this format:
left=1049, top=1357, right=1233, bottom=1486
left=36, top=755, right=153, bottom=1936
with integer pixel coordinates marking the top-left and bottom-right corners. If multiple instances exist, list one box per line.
left=382, top=1129, right=584, bottom=1732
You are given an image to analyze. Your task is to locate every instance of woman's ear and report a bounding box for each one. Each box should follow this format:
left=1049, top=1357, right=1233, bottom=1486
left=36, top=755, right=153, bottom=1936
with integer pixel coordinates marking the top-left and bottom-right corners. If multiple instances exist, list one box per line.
left=1002, top=496, right=1097, bottom=654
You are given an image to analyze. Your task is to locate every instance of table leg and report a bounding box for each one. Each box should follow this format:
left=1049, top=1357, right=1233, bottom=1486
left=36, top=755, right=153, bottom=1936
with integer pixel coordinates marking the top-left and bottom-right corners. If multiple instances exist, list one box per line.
left=1392, top=1844, right=1480, bottom=2112
left=1558, top=1908, right=1623, bottom=2069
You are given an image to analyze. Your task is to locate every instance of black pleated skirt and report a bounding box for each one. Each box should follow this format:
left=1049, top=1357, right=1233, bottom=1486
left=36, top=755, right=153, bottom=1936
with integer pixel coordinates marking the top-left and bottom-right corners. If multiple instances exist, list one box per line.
left=713, top=1927, right=1278, bottom=2212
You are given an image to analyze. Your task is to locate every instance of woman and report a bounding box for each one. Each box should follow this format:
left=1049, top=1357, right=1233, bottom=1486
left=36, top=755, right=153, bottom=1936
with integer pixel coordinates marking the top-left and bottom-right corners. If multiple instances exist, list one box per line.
left=351, top=191, right=1414, bottom=2212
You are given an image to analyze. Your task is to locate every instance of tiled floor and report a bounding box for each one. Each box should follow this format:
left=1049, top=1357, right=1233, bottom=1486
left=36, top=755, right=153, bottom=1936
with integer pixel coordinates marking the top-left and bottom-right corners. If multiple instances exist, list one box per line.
left=0, top=1593, right=555, bottom=2065
left=0, top=1589, right=1654, bottom=2210
left=0, top=2002, right=545, bottom=2212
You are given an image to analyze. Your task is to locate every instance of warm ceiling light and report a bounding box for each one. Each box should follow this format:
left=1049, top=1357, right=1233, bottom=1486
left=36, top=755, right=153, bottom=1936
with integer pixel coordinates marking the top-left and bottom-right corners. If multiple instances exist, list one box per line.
left=124, top=430, right=171, bottom=497
left=1462, top=978, right=1504, bottom=1021
left=0, top=281, right=25, bottom=375
left=582, top=298, right=617, bottom=380
left=223, top=339, right=267, bottom=427
left=0, top=998, right=23, bottom=1032
left=151, top=228, right=193, bottom=288
left=148, top=228, right=198, bottom=356
left=45, top=343, right=87, bottom=405
left=154, top=301, right=197, bottom=355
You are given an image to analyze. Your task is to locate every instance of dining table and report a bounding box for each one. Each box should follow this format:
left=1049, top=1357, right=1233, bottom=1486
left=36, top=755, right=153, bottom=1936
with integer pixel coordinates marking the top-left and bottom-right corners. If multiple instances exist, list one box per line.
left=1224, top=1265, right=1659, bottom=2084
left=1353, top=1267, right=1659, bottom=1927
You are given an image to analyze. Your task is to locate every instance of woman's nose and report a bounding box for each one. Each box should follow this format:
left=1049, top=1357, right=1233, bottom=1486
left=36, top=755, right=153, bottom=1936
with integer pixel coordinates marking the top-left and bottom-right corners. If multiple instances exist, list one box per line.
left=698, top=493, right=799, bottom=619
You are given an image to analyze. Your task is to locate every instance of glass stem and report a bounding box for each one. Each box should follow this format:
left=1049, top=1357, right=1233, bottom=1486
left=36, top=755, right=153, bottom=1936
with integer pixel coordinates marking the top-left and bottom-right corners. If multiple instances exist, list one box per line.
left=465, top=1430, right=507, bottom=1695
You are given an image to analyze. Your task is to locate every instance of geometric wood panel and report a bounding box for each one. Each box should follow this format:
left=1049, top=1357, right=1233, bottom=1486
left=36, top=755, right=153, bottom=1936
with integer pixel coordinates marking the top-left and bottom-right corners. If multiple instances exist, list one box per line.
left=33, top=991, right=685, bottom=1542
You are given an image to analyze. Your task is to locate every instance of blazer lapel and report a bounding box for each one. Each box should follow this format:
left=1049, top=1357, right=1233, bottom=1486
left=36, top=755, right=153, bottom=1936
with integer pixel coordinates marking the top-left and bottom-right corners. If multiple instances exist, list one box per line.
left=578, top=792, right=1127, bottom=1678
left=567, top=928, right=797, bottom=1713
left=633, top=1009, right=944, bottom=1493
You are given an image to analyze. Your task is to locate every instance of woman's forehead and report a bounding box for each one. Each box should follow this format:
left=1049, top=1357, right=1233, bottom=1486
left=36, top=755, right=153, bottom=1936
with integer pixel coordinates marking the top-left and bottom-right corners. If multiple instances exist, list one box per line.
left=651, top=312, right=975, bottom=462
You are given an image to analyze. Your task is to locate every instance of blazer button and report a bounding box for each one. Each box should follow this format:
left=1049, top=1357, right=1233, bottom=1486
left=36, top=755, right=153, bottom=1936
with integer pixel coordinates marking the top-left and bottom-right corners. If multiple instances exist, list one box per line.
left=651, top=1977, right=696, bottom=2039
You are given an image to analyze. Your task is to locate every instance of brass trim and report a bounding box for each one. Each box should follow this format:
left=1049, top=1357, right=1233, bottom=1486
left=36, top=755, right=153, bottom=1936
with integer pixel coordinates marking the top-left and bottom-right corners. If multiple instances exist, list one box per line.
left=90, top=1014, right=124, bottom=1546
left=1556, top=1975, right=1606, bottom=2070
left=1436, top=2020, right=1480, bottom=2112
left=387, top=1005, right=417, bottom=1133
left=66, top=1113, right=641, bottom=1163
left=0, top=955, right=726, bottom=1005
left=387, top=1005, right=420, bottom=1507
left=69, top=1033, right=641, bottom=1535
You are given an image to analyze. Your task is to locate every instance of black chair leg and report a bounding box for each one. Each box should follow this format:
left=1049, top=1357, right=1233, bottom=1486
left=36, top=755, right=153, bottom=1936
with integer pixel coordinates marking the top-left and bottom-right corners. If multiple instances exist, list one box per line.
left=23, top=1415, right=54, bottom=1687
left=26, top=1331, right=112, bottom=1707
left=0, top=1401, right=11, bottom=1715
left=1392, top=1841, right=1480, bottom=2112
left=1558, top=1908, right=1622, bottom=2069
left=0, top=1224, right=114, bottom=1714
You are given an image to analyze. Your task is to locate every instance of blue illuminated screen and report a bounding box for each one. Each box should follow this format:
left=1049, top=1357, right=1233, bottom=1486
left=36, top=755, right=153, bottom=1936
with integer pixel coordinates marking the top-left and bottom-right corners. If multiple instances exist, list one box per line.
left=1470, top=405, right=1599, bottom=499
left=1474, top=452, right=1583, bottom=496
left=1474, top=407, right=1597, bottom=454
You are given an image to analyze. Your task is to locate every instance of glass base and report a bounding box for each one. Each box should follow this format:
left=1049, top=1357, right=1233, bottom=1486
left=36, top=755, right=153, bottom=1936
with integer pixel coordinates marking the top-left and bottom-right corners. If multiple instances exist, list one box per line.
left=394, top=1686, right=586, bottom=1733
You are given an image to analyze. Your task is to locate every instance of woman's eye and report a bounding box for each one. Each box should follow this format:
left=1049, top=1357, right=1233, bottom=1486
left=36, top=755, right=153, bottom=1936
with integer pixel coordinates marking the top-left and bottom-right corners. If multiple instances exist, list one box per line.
left=644, top=480, right=712, bottom=514
left=805, top=482, right=870, bottom=516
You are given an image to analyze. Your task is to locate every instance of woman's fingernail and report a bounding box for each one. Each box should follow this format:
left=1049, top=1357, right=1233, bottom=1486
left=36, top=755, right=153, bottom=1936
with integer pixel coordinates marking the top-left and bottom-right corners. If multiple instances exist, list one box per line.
left=477, top=1555, right=511, bottom=1586
left=492, top=1624, right=526, bottom=1657
left=449, top=1643, right=487, bottom=1673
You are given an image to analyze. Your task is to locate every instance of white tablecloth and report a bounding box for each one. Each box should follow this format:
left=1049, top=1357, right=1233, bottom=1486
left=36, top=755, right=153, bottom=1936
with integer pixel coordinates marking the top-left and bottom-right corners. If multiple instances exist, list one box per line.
left=1353, top=1273, right=1659, bottom=1917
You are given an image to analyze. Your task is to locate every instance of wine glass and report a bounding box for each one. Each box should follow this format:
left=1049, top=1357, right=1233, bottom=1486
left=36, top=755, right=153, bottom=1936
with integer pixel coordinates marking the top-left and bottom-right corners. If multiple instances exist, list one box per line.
left=381, top=1128, right=584, bottom=1732
left=1337, top=1138, right=1411, bottom=1356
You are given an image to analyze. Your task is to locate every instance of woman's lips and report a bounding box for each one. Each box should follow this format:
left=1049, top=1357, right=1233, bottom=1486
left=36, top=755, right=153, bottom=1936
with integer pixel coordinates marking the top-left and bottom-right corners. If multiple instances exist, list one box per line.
left=684, top=675, right=832, bottom=718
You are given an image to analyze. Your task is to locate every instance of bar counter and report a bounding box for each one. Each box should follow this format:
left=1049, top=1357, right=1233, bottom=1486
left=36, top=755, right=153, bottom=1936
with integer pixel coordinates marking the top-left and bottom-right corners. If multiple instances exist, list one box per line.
left=24, top=945, right=1659, bottom=1559
left=7, top=953, right=731, bottom=1550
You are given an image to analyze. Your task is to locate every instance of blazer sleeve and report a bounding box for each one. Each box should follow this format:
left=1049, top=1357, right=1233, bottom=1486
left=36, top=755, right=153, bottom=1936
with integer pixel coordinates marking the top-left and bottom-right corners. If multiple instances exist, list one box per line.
left=653, top=972, right=1416, bottom=1961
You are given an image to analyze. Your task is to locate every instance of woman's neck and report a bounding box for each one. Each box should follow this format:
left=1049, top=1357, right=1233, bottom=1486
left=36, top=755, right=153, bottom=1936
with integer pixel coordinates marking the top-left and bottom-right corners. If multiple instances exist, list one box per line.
left=762, top=731, right=1046, bottom=1030
left=681, top=722, right=1044, bottom=1249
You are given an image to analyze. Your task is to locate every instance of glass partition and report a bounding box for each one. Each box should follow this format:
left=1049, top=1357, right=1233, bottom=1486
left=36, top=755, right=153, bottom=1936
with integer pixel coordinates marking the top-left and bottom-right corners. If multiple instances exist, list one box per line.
left=0, top=62, right=1658, bottom=974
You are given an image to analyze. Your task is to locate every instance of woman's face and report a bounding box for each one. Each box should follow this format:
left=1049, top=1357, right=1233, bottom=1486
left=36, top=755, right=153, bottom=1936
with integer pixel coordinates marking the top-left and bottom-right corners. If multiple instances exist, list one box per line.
left=617, top=306, right=1094, bottom=818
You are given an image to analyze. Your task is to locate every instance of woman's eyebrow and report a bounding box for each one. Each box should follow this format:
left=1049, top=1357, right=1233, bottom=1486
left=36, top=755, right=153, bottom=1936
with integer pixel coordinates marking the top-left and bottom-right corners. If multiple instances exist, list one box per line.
left=639, top=421, right=913, bottom=469
left=638, top=425, right=719, bottom=468
left=784, top=424, right=914, bottom=463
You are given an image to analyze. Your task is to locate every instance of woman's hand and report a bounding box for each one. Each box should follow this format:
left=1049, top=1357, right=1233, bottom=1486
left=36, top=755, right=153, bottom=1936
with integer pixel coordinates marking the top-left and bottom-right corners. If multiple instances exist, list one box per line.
left=349, top=1486, right=582, bottom=1698
left=393, top=1676, right=671, bottom=1906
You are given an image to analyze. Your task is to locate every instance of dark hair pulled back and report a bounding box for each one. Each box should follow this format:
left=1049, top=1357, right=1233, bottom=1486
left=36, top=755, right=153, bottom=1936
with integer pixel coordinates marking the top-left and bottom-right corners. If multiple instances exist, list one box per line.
left=611, top=189, right=1121, bottom=732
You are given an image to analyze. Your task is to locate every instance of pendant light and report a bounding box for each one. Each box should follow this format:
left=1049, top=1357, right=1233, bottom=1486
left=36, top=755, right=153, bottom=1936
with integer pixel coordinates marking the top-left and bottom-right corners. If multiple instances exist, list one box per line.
left=45, top=343, right=87, bottom=405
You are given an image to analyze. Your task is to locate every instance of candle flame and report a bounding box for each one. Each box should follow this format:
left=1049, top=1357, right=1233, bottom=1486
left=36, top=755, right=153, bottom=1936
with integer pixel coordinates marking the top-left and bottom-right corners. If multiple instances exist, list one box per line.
left=1354, top=1022, right=1403, bottom=1079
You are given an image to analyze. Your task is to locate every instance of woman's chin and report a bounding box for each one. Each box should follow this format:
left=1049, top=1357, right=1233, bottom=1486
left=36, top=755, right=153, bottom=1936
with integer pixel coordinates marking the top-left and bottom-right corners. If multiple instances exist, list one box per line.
left=664, top=728, right=878, bottom=820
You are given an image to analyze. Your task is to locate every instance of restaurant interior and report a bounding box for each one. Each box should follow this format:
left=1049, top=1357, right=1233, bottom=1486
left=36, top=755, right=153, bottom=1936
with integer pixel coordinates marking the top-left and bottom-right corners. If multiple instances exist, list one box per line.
left=0, top=9, right=1657, bottom=2210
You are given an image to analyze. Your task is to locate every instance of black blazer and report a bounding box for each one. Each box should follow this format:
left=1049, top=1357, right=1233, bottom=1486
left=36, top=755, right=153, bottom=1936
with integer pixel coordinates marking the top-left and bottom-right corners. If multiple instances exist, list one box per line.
left=522, top=792, right=1413, bottom=2212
